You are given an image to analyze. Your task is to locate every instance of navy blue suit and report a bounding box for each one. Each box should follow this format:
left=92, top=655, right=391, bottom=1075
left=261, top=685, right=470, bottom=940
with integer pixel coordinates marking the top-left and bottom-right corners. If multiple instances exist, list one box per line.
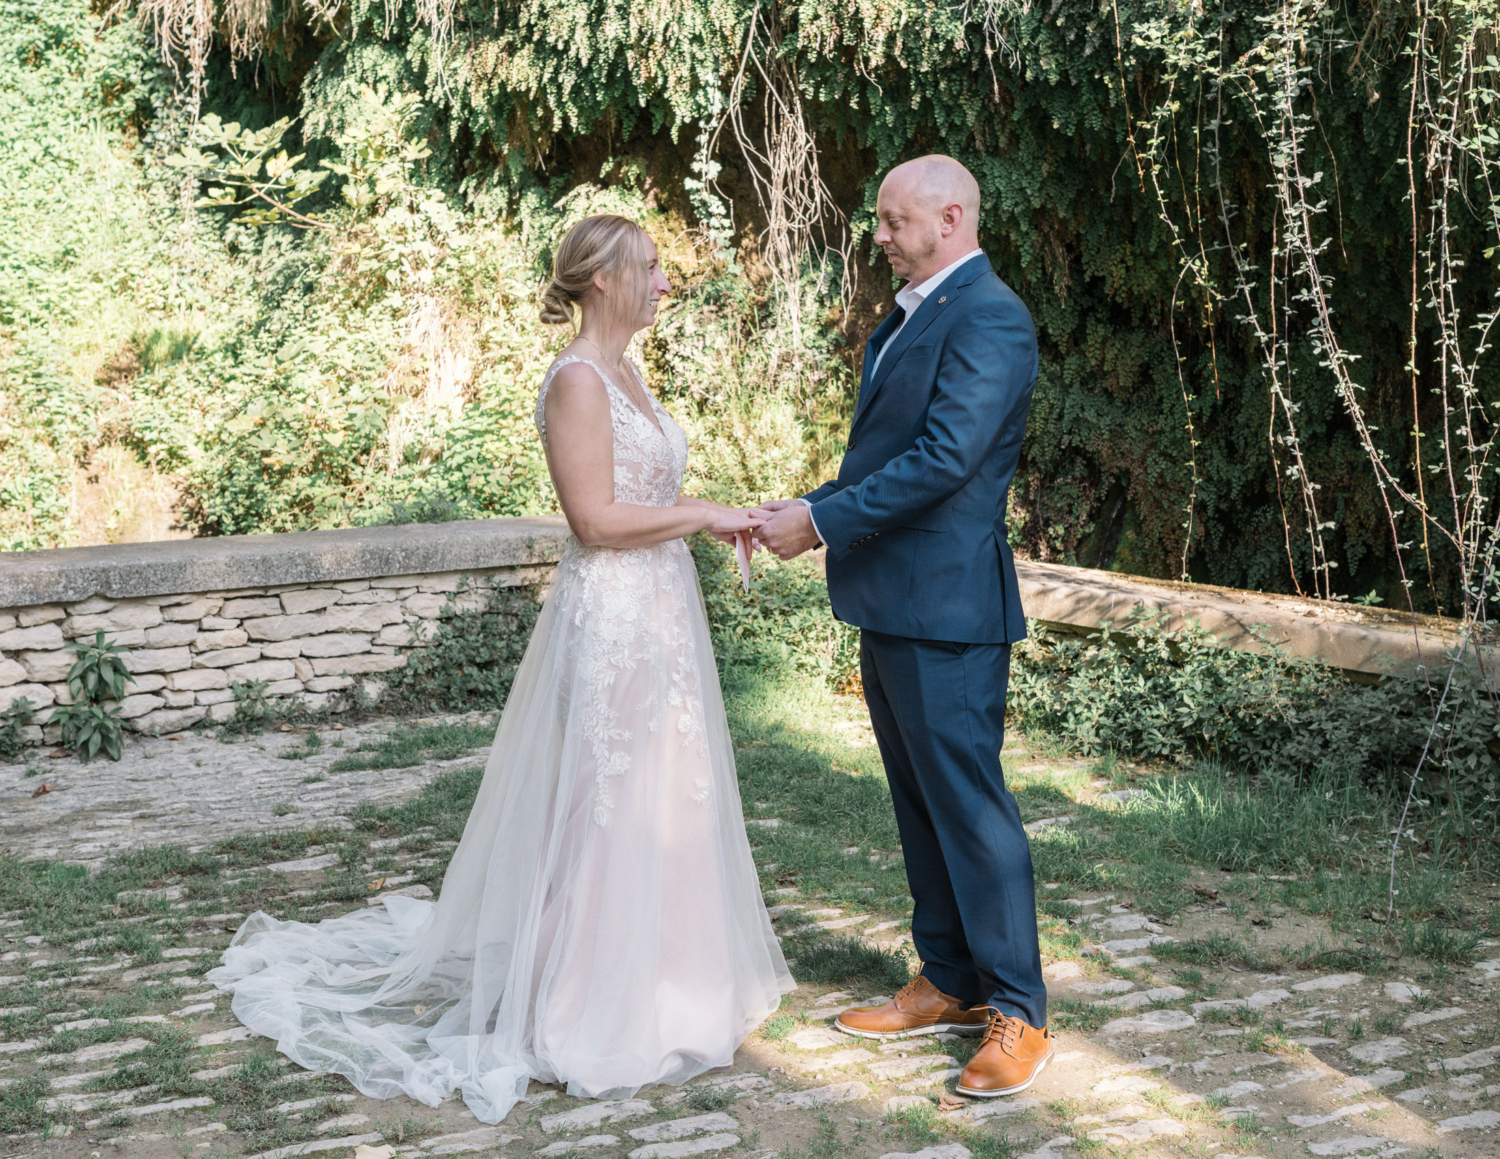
left=803, top=253, right=1045, bottom=1027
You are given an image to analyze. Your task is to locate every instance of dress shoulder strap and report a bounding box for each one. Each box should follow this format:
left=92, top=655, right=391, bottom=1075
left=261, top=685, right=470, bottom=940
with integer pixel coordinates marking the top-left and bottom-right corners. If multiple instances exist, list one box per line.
left=536, top=355, right=617, bottom=438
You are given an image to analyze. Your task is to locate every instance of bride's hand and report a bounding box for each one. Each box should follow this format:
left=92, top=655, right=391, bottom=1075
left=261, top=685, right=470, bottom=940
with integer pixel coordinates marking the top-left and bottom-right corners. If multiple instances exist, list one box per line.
left=702, top=505, right=764, bottom=540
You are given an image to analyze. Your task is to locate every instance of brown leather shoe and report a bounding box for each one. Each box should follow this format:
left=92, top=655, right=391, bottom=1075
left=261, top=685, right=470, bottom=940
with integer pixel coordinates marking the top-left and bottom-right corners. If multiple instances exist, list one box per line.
left=956, top=1009, right=1054, bottom=1097
left=834, top=975, right=991, bottom=1041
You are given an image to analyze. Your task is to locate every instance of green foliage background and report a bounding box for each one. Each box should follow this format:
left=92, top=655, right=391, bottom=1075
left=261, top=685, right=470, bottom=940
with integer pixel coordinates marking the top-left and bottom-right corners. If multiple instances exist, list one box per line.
left=2, top=0, right=1494, bottom=607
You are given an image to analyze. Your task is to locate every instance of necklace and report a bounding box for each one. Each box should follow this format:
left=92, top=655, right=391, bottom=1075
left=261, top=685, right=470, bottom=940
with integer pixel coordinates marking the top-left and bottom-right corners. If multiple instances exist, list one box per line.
left=577, top=335, right=661, bottom=431
left=578, top=335, right=626, bottom=377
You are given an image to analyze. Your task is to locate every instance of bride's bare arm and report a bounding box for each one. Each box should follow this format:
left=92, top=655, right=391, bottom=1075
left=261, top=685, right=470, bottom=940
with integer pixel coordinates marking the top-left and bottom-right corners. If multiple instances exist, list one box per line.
left=543, top=362, right=761, bottom=548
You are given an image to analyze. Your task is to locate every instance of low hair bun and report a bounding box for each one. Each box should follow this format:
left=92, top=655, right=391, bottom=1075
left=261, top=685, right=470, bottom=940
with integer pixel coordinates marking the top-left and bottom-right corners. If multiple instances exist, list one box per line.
left=540, top=214, right=649, bottom=332
left=539, top=280, right=576, bottom=326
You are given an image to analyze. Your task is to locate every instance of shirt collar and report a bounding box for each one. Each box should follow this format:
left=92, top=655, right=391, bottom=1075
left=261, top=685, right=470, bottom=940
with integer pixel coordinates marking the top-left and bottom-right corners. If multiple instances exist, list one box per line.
left=894, top=248, right=986, bottom=314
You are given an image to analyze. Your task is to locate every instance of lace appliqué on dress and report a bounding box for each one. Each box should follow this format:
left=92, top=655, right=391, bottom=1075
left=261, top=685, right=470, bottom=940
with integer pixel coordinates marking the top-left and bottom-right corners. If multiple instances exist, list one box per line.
left=535, top=355, right=710, bottom=824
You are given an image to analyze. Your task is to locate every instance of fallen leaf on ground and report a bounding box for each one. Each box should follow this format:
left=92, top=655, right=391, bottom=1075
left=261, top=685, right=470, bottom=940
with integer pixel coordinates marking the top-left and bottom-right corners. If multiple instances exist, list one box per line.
left=32, top=783, right=53, bottom=797
left=1192, top=885, right=1219, bottom=900
left=937, top=1094, right=967, bottom=1112
left=369, top=877, right=386, bottom=891
left=48, top=749, right=67, bottom=759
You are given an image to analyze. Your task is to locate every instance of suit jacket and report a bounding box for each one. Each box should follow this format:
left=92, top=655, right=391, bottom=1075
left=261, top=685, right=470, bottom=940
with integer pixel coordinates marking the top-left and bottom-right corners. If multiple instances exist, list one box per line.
left=804, top=253, right=1037, bottom=644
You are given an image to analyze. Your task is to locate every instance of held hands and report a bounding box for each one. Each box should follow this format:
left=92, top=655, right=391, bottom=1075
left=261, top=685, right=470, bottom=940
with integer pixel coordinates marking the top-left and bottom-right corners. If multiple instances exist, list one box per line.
left=751, top=500, right=821, bottom=561
left=702, top=503, right=765, bottom=546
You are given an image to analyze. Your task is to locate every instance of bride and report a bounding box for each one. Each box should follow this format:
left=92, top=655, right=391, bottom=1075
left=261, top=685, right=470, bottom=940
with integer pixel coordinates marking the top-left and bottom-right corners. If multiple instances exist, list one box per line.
left=208, top=214, right=794, bottom=1124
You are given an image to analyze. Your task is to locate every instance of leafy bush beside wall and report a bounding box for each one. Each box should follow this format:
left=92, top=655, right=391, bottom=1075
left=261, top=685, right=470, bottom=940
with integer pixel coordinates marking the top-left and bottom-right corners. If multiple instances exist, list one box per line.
left=387, top=579, right=541, bottom=710
left=1010, top=611, right=1500, bottom=809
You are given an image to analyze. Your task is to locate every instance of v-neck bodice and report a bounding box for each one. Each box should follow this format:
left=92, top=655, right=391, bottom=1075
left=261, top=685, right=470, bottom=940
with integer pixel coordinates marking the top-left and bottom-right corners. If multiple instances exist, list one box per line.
left=535, top=354, right=689, bottom=508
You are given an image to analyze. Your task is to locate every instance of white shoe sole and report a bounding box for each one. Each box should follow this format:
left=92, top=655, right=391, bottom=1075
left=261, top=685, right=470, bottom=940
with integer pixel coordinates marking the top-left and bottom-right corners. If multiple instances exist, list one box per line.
left=955, top=1046, right=1053, bottom=1098
left=833, top=1019, right=988, bottom=1042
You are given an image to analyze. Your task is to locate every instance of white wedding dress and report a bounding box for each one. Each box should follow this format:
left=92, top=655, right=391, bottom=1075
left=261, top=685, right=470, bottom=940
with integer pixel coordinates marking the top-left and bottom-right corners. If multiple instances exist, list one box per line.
left=208, top=355, right=794, bottom=1124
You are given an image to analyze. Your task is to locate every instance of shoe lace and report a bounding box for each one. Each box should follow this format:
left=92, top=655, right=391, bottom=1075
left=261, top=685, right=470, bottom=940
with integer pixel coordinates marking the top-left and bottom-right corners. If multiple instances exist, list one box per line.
left=982, top=1010, right=1021, bottom=1053
left=893, top=978, right=923, bottom=1007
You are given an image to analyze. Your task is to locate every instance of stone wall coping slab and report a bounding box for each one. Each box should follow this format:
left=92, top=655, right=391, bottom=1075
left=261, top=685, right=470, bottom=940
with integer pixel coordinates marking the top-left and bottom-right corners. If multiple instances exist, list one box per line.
left=0, top=516, right=573, bottom=607
left=0, top=516, right=1487, bottom=683
left=1015, top=559, right=1494, bottom=678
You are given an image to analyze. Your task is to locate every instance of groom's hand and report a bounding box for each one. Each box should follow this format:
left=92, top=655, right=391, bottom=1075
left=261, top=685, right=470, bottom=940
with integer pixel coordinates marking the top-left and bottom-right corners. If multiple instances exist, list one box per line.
left=752, top=501, right=820, bottom=560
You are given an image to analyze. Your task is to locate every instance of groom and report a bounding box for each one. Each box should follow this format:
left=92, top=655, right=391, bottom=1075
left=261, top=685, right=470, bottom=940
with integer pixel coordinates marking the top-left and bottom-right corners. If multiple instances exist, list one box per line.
left=754, top=155, right=1049, bottom=1097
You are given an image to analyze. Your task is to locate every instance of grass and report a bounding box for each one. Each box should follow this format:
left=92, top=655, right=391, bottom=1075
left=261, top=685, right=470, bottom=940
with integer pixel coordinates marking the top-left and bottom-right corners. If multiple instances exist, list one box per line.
left=775, top=1111, right=870, bottom=1159
left=684, top=1085, right=737, bottom=1112
left=883, top=1102, right=941, bottom=1150
left=1046, top=998, right=1111, bottom=1032
left=781, top=933, right=911, bottom=991
left=327, top=719, right=495, bottom=774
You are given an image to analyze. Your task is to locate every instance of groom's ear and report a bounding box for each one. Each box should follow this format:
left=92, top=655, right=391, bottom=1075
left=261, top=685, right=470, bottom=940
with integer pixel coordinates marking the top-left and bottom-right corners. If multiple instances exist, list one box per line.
left=939, top=202, right=964, bottom=236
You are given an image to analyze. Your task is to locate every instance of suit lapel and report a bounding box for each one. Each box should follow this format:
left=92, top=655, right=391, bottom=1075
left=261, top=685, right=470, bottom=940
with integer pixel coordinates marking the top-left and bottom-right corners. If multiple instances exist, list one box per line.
left=854, top=307, right=906, bottom=416
left=852, top=254, right=992, bottom=427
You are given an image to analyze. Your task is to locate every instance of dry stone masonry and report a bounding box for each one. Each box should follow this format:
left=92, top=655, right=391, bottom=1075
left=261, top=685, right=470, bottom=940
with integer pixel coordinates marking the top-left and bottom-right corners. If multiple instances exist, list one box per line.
left=0, top=512, right=1465, bottom=746
left=0, top=517, right=573, bottom=741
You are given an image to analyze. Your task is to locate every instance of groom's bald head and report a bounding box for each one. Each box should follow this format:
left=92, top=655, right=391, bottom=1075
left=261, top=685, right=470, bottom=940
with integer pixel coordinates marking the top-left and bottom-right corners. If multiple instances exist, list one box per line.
left=875, top=155, right=982, bottom=284
left=885, top=155, right=981, bottom=223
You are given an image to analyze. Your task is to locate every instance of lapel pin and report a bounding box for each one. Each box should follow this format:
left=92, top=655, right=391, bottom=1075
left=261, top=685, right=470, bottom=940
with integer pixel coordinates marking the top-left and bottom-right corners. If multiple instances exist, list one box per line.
left=938, top=296, right=947, bottom=304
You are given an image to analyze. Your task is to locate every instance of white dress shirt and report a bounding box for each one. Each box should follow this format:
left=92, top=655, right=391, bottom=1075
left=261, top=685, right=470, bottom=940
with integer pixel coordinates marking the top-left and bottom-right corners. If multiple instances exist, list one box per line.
left=868, top=248, right=985, bottom=377
left=800, top=248, right=986, bottom=545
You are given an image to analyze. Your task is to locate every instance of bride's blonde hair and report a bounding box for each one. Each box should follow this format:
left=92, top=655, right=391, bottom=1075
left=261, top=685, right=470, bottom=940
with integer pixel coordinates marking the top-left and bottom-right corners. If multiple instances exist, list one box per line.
left=540, top=214, right=650, bottom=328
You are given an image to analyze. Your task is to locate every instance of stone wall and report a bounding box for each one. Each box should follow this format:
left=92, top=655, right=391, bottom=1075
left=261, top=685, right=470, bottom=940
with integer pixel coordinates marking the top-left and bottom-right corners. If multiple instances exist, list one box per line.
left=1, top=513, right=1486, bottom=745
left=0, top=517, right=572, bottom=742
left=1015, top=559, right=1493, bottom=682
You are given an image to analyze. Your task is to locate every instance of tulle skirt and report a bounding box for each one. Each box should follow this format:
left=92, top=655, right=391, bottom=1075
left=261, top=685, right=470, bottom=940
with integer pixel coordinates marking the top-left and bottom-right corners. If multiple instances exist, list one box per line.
left=207, top=537, right=793, bottom=1123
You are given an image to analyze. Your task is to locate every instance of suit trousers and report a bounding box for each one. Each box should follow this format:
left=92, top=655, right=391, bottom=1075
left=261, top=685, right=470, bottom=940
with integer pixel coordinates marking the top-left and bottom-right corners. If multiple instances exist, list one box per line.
left=860, top=628, right=1046, bottom=1028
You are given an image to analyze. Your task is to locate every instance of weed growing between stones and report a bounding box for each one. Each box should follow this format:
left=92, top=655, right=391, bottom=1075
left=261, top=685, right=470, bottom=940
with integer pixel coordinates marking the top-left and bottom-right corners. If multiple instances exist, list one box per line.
left=684, top=1084, right=736, bottom=1112
left=883, top=1101, right=941, bottom=1150
left=777, top=1111, right=868, bottom=1159
left=277, top=731, right=324, bottom=761
left=51, top=632, right=136, bottom=763
left=0, top=1072, right=50, bottom=1134
left=969, top=1133, right=1022, bottom=1159
left=1047, top=998, right=1111, bottom=1032
left=0, top=699, right=36, bottom=762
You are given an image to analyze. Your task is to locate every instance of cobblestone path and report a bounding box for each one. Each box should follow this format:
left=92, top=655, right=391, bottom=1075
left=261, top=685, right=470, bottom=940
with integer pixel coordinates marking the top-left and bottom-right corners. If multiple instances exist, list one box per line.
left=0, top=715, right=491, bottom=867
left=2, top=722, right=1498, bottom=1159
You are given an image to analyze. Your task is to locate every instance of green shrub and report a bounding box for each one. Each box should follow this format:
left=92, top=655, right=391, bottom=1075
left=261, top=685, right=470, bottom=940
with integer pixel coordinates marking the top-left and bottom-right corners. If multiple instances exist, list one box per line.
left=221, top=679, right=273, bottom=735
left=1253, top=665, right=1500, bottom=810
left=1010, top=609, right=1333, bottom=763
left=65, top=630, right=134, bottom=700
left=51, top=701, right=127, bottom=761
left=51, top=630, right=135, bottom=760
left=1012, top=610, right=1500, bottom=811
left=388, top=578, right=540, bottom=711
